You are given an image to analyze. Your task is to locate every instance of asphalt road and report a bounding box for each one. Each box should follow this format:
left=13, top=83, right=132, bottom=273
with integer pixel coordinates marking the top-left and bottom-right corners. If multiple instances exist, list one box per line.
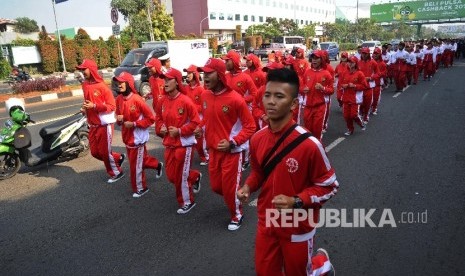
left=1, top=61, right=465, bottom=275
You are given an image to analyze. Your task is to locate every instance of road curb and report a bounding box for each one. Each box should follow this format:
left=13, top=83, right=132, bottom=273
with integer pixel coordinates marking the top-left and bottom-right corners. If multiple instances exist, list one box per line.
left=0, top=88, right=84, bottom=109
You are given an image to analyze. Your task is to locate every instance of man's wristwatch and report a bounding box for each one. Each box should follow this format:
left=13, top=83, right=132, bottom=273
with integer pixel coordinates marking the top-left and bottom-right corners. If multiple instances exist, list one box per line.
left=293, top=196, right=304, bottom=209
left=229, top=140, right=236, bottom=149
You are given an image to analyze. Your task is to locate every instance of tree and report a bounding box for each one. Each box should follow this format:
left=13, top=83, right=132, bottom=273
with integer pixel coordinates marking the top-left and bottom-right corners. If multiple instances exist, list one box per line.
left=296, top=24, right=316, bottom=39
left=111, top=0, right=174, bottom=43
left=14, top=17, right=39, bottom=33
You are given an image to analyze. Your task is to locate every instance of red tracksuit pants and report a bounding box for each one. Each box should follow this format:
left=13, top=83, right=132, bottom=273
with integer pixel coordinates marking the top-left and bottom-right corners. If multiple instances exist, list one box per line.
left=343, top=103, right=363, bottom=132
left=89, top=124, right=122, bottom=177
left=255, top=227, right=332, bottom=276
left=360, top=89, right=373, bottom=122
left=303, top=104, right=327, bottom=141
left=126, top=144, right=159, bottom=193
left=195, top=134, right=209, bottom=163
left=413, top=65, right=420, bottom=84
left=394, top=69, right=407, bottom=91
left=165, top=146, right=200, bottom=207
left=323, top=99, right=331, bottom=131
left=208, top=150, right=243, bottom=222
left=423, top=61, right=434, bottom=79
left=371, top=86, right=382, bottom=113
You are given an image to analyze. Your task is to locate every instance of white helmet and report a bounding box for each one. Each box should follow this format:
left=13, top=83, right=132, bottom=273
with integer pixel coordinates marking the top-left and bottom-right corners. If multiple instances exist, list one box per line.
left=5, top=98, right=25, bottom=116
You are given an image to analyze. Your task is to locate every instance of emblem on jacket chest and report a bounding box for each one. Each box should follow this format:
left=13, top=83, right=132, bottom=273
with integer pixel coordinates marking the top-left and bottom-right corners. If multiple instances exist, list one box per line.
left=93, top=90, right=100, bottom=97
left=222, top=105, right=230, bottom=113
left=286, top=158, right=299, bottom=173
left=130, top=105, right=136, bottom=112
left=178, top=107, right=184, bottom=115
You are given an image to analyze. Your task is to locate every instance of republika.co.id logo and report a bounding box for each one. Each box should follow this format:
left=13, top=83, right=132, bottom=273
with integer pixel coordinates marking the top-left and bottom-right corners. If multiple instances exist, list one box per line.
left=265, top=208, right=428, bottom=228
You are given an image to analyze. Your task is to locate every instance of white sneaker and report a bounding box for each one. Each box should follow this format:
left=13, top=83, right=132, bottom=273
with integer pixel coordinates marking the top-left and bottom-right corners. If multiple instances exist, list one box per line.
left=156, top=162, right=163, bottom=179
left=132, top=188, right=149, bottom=198
left=193, top=173, right=202, bottom=194
left=176, top=202, right=196, bottom=214
left=227, top=216, right=244, bottom=231
left=344, top=131, right=353, bottom=136
left=107, top=172, right=125, bottom=183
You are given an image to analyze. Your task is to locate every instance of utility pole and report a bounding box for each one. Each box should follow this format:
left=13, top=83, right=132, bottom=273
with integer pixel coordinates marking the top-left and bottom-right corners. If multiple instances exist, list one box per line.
left=52, top=0, right=67, bottom=73
left=147, top=0, right=155, bottom=41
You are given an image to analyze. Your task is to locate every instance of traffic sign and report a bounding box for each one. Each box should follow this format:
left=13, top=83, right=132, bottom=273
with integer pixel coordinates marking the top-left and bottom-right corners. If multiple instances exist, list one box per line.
left=111, top=8, right=118, bottom=24
left=112, top=24, right=120, bottom=35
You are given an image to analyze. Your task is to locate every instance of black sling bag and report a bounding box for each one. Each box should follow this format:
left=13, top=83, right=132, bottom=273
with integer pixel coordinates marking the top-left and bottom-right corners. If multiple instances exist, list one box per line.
left=261, top=124, right=312, bottom=181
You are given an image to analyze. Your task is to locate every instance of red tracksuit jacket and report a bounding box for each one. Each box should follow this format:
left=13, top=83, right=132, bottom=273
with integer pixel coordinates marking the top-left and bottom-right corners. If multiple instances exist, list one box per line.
left=201, top=89, right=256, bottom=153
left=358, top=59, right=379, bottom=89
left=339, top=70, right=369, bottom=104
left=149, top=76, right=165, bottom=111
left=303, top=68, right=334, bottom=107
left=293, top=58, right=310, bottom=94
left=244, top=68, right=266, bottom=89
left=82, top=81, right=116, bottom=126
left=155, top=92, right=200, bottom=147
left=252, top=85, right=266, bottom=121
left=226, top=72, right=258, bottom=105
left=115, top=93, right=155, bottom=147
left=185, top=83, right=205, bottom=115
left=246, top=120, right=338, bottom=240
left=374, top=59, right=387, bottom=86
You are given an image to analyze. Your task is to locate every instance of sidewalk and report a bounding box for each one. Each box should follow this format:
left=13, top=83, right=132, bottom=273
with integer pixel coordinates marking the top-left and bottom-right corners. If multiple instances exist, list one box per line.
left=0, top=68, right=116, bottom=109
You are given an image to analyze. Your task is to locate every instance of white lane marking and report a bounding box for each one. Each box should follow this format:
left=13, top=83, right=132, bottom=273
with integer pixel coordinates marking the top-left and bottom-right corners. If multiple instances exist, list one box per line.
left=41, top=93, right=58, bottom=101
left=30, top=113, right=76, bottom=126
left=393, top=92, right=402, bottom=98
left=325, top=137, right=345, bottom=153
left=249, top=198, right=258, bottom=207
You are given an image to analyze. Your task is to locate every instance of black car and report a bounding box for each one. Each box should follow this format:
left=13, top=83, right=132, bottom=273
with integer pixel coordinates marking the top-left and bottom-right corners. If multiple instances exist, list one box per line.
left=112, top=44, right=168, bottom=97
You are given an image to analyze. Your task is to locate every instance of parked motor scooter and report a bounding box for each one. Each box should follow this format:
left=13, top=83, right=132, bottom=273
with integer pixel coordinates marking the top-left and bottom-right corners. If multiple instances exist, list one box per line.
left=0, top=98, right=90, bottom=180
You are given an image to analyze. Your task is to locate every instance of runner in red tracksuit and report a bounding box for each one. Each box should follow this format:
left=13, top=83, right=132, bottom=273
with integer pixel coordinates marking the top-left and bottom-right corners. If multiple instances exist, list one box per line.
left=156, top=68, right=202, bottom=214
left=392, top=42, right=409, bottom=92
left=244, top=53, right=266, bottom=89
left=114, top=72, right=162, bottom=198
left=371, top=48, right=387, bottom=115
left=238, top=68, right=338, bottom=276
left=76, top=59, right=125, bottom=183
left=302, top=50, right=334, bottom=141
left=358, top=47, right=379, bottom=124
left=145, top=58, right=165, bottom=112
left=293, top=48, right=310, bottom=124
left=423, top=41, right=437, bottom=80
left=195, top=58, right=256, bottom=231
left=334, top=52, right=349, bottom=108
left=184, top=65, right=209, bottom=166
left=321, top=51, right=335, bottom=133
left=252, top=62, right=285, bottom=130
left=413, top=44, right=424, bottom=85
left=223, top=50, right=258, bottom=170
left=339, top=56, right=369, bottom=136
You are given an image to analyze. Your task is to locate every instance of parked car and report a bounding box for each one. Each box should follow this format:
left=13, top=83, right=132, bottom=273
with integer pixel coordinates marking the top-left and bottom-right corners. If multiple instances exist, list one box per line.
left=361, top=40, right=382, bottom=54
left=254, top=43, right=286, bottom=60
left=319, top=42, right=340, bottom=61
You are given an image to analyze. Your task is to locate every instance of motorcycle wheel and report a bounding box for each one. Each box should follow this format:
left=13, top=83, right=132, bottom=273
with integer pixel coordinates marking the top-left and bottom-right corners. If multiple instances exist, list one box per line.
left=0, top=153, right=21, bottom=180
left=77, top=131, right=90, bottom=158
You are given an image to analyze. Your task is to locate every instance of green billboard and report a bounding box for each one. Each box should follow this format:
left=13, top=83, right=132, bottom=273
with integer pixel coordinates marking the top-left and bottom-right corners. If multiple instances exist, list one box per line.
left=370, top=0, right=465, bottom=22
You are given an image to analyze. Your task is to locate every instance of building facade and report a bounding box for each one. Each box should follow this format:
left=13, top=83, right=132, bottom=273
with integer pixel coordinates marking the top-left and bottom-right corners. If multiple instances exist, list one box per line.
left=172, top=0, right=336, bottom=42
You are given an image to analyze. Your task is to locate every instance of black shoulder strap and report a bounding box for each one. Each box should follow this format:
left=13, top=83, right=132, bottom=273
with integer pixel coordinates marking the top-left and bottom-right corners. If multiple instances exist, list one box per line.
left=262, top=132, right=312, bottom=181
left=262, top=123, right=298, bottom=167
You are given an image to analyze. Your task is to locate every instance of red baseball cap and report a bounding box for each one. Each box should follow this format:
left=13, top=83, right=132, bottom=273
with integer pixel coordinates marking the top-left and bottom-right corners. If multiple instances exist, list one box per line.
left=348, top=56, right=359, bottom=63
left=310, top=50, right=324, bottom=58
left=183, top=65, right=198, bottom=73
left=373, top=48, right=382, bottom=54
left=76, top=59, right=97, bottom=71
left=160, top=68, right=185, bottom=92
left=296, top=48, right=305, bottom=55
left=197, top=58, right=228, bottom=88
left=222, top=50, right=241, bottom=71
left=113, top=72, right=137, bottom=94
left=283, top=55, right=295, bottom=65
left=145, top=58, right=162, bottom=74
left=361, top=47, right=370, bottom=54
left=341, top=51, right=349, bottom=58
left=262, top=62, right=284, bottom=72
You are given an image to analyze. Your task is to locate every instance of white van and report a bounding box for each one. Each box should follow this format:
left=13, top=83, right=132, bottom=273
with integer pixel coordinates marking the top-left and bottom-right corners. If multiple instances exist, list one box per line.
left=361, top=40, right=382, bottom=54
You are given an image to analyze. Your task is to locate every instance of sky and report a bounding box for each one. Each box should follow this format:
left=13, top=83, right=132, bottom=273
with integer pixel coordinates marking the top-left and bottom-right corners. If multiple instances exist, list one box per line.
left=1, top=0, right=376, bottom=32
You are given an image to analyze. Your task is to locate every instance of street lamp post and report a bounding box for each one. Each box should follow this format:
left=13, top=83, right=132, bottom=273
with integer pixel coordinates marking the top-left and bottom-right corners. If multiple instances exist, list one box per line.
left=199, top=16, right=208, bottom=38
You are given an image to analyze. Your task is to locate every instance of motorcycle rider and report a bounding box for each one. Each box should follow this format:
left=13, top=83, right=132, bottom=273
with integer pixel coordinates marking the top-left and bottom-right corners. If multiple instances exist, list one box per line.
left=76, top=59, right=126, bottom=183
